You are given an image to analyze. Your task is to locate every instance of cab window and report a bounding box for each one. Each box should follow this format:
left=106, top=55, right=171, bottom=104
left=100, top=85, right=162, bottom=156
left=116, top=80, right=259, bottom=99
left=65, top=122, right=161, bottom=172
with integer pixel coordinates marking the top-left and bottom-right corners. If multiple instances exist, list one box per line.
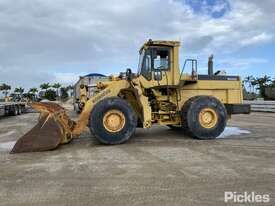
left=141, top=49, right=152, bottom=80
left=152, top=48, right=170, bottom=70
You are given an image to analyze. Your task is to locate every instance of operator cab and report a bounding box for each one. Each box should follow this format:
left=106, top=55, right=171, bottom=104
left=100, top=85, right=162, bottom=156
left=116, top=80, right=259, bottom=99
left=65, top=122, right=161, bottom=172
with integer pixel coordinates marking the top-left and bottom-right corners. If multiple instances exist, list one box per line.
left=137, top=39, right=198, bottom=88
left=138, top=46, right=170, bottom=81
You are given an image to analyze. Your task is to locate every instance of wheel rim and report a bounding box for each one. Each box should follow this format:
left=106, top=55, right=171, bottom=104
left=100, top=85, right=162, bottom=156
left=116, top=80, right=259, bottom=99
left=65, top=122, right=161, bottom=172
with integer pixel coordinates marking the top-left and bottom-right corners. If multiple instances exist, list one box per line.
left=103, top=110, right=126, bottom=133
left=199, top=108, right=218, bottom=129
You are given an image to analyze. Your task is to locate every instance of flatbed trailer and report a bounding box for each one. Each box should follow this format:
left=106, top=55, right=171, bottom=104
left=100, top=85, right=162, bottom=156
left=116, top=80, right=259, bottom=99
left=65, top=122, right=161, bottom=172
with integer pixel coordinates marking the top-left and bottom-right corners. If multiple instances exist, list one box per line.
left=0, top=102, right=26, bottom=117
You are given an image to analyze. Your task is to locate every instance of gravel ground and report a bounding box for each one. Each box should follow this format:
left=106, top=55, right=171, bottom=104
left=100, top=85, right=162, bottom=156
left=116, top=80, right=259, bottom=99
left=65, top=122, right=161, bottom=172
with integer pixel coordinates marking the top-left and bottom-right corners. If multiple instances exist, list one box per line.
left=0, top=111, right=274, bottom=206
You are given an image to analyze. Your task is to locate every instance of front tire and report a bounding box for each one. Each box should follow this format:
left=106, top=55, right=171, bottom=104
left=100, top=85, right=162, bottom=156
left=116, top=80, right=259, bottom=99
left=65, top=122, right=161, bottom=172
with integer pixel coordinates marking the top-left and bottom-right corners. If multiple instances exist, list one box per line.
left=89, top=97, right=137, bottom=144
left=184, top=96, right=227, bottom=139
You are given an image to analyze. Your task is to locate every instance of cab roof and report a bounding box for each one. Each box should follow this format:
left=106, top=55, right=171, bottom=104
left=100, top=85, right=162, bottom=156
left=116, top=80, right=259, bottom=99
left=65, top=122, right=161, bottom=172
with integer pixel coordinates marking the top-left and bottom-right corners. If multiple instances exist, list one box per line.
left=140, top=39, right=181, bottom=53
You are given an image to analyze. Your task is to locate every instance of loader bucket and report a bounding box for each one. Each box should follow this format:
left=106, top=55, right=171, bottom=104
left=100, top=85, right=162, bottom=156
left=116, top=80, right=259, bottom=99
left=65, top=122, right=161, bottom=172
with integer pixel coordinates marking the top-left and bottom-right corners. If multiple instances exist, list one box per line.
left=11, top=102, right=75, bottom=154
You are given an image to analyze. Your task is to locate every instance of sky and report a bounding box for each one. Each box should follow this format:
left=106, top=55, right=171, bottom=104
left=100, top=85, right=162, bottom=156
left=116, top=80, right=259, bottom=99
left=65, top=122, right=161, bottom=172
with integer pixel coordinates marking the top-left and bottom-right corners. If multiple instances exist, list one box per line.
left=0, top=0, right=275, bottom=90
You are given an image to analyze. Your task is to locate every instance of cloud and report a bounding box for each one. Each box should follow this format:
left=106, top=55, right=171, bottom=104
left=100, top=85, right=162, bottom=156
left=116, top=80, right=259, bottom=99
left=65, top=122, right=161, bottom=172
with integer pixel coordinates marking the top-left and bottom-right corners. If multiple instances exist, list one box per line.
left=53, top=72, right=85, bottom=85
left=197, top=57, right=269, bottom=77
left=218, top=58, right=269, bottom=70
left=0, top=66, right=53, bottom=88
left=0, top=0, right=274, bottom=89
left=184, top=0, right=231, bottom=18
left=241, top=33, right=273, bottom=46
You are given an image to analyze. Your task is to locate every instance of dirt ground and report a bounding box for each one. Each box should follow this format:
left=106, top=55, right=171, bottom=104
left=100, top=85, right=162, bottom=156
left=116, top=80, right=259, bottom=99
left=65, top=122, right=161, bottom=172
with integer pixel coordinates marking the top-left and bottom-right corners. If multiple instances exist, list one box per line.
left=0, top=111, right=274, bottom=206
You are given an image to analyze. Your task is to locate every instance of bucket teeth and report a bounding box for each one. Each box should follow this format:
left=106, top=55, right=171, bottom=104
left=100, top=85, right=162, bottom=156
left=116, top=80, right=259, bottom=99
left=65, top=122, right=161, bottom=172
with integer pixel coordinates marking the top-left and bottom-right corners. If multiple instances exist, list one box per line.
left=11, top=102, right=75, bottom=154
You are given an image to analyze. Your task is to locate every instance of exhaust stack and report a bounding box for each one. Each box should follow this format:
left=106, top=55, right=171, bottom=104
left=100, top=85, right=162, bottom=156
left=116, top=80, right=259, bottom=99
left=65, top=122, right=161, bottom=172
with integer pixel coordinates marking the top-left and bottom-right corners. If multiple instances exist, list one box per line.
left=208, top=54, right=214, bottom=75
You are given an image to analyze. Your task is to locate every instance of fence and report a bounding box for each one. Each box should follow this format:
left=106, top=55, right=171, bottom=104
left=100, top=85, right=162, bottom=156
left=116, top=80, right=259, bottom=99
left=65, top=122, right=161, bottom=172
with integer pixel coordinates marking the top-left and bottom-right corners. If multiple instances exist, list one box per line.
left=244, top=100, right=275, bottom=113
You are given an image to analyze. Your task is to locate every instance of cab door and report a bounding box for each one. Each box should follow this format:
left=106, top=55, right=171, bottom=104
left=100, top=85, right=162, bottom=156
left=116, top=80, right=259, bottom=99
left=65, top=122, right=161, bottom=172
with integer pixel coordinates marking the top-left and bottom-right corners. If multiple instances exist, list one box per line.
left=140, top=47, right=172, bottom=87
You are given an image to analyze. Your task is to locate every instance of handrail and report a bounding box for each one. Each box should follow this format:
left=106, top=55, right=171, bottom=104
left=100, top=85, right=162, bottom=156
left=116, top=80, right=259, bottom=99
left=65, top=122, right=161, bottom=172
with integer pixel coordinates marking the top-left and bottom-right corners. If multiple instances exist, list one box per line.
left=179, top=59, right=198, bottom=81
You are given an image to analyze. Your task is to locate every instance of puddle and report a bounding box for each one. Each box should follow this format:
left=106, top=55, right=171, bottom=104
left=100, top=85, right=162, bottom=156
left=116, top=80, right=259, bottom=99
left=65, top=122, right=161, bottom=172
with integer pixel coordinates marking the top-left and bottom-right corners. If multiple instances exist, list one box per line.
left=218, top=127, right=250, bottom=139
left=0, top=141, right=16, bottom=151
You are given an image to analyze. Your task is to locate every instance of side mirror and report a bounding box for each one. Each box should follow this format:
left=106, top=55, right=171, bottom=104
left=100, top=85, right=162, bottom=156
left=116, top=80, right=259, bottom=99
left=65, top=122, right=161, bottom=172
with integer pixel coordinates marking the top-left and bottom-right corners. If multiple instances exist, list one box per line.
left=126, top=68, right=132, bottom=80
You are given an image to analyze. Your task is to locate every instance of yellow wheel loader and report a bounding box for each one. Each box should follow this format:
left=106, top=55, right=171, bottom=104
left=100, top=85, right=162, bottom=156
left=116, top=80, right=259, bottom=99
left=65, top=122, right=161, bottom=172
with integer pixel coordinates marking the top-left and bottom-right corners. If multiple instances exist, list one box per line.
left=11, top=40, right=250, bottom=153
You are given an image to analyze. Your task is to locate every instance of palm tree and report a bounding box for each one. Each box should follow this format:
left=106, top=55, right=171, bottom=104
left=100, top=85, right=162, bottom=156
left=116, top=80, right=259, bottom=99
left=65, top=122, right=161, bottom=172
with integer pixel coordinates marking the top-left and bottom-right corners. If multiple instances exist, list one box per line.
left=60, top=87, right=69, bottom=99
left=244, top=75, right=254, bottom=93
left=256, top=75, right=272, bottom=98
left=40, top=83, right=51, bottom=91
left=251, top=78, right=257, bottom=93
left=0, top=83, right=11, bottom=98
left=14, top=87, right=24, bottom=100
left=66, top=85, right=74, bottom=97
left=262, top=75, right=272, bottom=86
left=29, top=88, right=38, bottom=94
left=271, top=79, right=275, bottom=88
left=52, top=83, right=62, bottom=97
left=28, top=88, right=39, bottom=101
left=14, top=87, right=24, bottom=94
left=52, top=83, right=61, bottom=90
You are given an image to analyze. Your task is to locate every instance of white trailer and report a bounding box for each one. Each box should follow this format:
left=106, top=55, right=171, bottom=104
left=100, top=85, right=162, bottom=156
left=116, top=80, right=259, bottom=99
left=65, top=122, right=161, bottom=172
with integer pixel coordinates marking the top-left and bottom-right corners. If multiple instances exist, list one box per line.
left=0, top=102, right=26, bottom=117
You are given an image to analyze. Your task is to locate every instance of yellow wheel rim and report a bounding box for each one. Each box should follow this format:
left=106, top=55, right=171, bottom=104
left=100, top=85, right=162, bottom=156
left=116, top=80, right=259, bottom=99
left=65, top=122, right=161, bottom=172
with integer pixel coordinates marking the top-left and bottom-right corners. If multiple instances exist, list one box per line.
left=103, top=110, right=126, bottom=133
left=199, top=108, right=218, bottom=129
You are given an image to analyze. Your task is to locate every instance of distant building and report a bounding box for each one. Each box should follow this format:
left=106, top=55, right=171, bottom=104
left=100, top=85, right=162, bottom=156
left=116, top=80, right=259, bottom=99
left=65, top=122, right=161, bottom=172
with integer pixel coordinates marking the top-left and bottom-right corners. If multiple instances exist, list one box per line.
left=73, top=73, right=108, bottom=112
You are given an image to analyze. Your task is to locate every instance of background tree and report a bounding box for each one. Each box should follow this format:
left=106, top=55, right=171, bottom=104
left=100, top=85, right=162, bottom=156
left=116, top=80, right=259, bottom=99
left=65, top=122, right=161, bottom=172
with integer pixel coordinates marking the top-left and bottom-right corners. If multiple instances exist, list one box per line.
left=60, top=87, right=69, bottom=100
left=52, top=83, right=62, bottom=98
left=13, top=87, right=24, bottom=101
left=66, top=85, right=74, bottom=97
left=39, top=83, right=51, bottom=99
left=251, top=78, right=257, bottom=93
left=23, top=92, right=34, bottom=101
left=262, top=75, right=272, bottom=86
left=40, top=83, right=51, bottom=91
left=0, top=83, right=11, bottom=98
left=28, top=88, right=39, bottom=101
left=14, top=87, right=24, bottom=95
left=244, top=75, right=254, bottom=93
left=256, top=75, right=272, bottom=98
left=29, top=88, right=38, bottom=94
left=44, top=89, right=57, bottom=101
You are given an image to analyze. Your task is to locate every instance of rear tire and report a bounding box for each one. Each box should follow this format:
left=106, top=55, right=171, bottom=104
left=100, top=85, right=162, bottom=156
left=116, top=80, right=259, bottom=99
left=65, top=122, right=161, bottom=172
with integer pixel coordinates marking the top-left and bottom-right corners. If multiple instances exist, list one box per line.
left=89, top=97, right=137, bottom=144
left=183, top=96, right=227, bottom=139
